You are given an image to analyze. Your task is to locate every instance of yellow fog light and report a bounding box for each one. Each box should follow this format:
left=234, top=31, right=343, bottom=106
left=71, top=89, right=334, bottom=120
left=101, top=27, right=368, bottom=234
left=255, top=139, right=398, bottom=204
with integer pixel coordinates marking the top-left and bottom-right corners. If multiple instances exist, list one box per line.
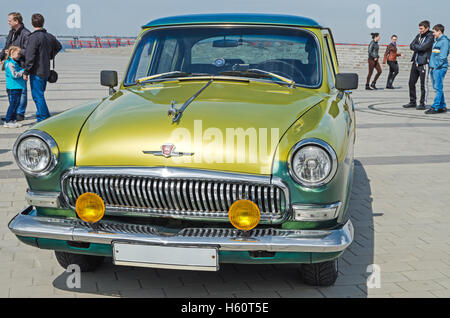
left=228, top=199, right=260, bottom=231
left=75, top=192, right=105, bottom=223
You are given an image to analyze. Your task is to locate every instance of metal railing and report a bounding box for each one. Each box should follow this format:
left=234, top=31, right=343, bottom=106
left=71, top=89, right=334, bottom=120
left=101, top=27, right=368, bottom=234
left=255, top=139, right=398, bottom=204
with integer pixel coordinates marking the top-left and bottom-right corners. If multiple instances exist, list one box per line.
left=0, top=34, right=137, bottom=50
left=2, top=34, right=411, bottom=50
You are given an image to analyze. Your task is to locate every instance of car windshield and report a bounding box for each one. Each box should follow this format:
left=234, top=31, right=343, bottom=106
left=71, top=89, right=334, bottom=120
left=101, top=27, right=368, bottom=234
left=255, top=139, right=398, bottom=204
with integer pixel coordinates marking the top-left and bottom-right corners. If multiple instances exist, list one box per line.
left=125, top=26, right=321, bottom=87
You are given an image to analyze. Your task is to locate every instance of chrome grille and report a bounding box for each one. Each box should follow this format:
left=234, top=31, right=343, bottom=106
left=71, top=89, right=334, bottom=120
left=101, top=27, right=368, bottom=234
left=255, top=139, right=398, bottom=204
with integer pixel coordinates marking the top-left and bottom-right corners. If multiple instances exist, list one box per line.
left=62, top=173, right=286, bottom=222
left=178, top=228, right=280, bottom=238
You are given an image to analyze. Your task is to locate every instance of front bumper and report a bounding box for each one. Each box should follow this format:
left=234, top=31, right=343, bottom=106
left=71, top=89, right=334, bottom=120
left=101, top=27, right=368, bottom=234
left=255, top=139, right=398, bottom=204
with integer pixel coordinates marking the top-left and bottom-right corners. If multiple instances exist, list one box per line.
left=9, top=206, right=354, bottom=253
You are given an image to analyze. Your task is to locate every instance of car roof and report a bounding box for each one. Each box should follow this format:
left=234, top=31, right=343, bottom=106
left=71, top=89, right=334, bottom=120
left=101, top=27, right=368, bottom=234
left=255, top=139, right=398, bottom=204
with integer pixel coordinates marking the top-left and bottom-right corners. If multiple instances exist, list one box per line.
left=142, top=13, right=321, bottom=29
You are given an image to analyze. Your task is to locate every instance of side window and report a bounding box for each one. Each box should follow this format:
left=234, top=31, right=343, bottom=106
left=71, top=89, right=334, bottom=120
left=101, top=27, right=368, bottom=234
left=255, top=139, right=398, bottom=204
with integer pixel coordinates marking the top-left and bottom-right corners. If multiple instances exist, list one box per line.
left=323, top=30, right=339, bottom=74
left=325, top=47, right=335, bottom=89
left=323, top=35, right=337, bottom=77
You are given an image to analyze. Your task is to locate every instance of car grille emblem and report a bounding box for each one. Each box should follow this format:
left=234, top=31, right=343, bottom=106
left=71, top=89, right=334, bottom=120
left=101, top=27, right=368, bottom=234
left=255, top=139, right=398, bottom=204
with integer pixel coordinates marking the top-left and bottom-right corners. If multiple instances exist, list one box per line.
left=161, top=144, right=175, bottom=157
left=143, top=143, right=194, bottom=158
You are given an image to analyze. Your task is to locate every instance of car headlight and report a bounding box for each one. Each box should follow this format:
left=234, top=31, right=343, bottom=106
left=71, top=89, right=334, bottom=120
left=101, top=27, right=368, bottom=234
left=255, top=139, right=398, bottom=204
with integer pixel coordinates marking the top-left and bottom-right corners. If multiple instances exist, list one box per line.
left=13, top=130, right=59, bottom=177
left=288, top=139, right=338, bottom=187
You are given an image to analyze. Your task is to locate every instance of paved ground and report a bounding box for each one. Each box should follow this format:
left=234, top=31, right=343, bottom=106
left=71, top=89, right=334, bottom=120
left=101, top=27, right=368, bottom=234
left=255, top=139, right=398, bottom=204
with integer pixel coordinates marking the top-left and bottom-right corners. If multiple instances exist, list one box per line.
left=1, top=48, right=450, bottom=298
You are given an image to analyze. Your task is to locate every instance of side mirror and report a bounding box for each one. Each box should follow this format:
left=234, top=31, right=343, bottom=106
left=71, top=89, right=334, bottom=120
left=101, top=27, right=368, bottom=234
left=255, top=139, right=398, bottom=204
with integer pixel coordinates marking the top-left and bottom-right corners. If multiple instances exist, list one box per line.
left=101, top=70, right=118, bottom=95
left=335, top=73, right=358, bottom=91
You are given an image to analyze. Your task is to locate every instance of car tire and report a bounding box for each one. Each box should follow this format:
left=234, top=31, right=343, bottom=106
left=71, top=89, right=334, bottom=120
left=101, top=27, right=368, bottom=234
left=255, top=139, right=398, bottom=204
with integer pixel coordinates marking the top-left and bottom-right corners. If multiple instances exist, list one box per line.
left=300, top=259, right=338, bottom=286
left=55, top=251, right=105, bottom=272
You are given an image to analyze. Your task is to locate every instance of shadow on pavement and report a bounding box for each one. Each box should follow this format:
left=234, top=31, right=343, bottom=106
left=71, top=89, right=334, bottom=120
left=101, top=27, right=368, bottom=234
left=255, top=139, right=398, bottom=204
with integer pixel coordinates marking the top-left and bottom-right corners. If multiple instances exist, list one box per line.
left=333, top=160, right=375, bottom=297
left=52, top=160, right=375, bottom=298
left=0, top=161, right=13, bottom=168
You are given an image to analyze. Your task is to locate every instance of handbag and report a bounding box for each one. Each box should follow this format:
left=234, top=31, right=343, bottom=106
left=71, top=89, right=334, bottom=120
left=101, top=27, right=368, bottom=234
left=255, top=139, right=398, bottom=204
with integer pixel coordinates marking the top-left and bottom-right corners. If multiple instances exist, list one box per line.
left=48, top=58, right=58, bottom=83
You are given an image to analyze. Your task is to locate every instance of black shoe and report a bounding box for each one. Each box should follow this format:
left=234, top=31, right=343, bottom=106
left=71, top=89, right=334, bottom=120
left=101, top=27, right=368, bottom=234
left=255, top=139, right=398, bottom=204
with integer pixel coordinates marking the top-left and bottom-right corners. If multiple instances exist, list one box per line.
left=365, top=84, right=372, bottom=90
left=438, top=107, right=448, bottom=113
left=1, top=117, right=5, bottom=121
left=370, top=82, right=377, bottom=90
left=386, top=79, right=394, bottom=89
left=425, top=108, right=439, bottom=114
left=416, top=104, right=426, bottom=110
left=16, top=114, right=24, bottom=121
left=403, top=103, right=417, bottom=108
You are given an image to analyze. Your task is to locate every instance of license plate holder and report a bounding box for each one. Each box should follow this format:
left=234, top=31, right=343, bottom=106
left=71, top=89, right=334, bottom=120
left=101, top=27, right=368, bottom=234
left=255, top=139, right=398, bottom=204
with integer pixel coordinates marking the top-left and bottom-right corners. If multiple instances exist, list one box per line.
left=112, top=242, right=219, bottom=271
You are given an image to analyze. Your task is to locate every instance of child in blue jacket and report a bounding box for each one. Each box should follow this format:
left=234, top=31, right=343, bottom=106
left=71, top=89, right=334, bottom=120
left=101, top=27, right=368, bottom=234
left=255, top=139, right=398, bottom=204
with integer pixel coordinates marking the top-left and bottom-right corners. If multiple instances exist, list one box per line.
left=426, top=24, right=450, bottom=114
left=4, top=46, right=26, bottom=128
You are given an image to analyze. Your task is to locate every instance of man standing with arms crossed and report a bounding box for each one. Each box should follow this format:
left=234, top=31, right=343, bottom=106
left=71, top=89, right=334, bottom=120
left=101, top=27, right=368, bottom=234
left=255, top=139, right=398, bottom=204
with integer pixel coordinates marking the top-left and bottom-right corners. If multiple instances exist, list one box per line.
left=425, top=24, right=449, bottom=114
left=403, top=20, right=434, bottom=110
left=0, top=12, right=30, bottom=122
left=23, top=13, right=62, bottom=122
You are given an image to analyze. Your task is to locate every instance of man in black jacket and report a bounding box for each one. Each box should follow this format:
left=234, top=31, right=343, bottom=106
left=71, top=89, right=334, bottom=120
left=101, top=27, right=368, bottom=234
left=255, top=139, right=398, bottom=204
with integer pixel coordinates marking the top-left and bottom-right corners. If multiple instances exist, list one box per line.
left=0, top=12, right=31, bottom=121
left=23, top=13, right=62, bottom=122
left=403, top=20, right=434, bottom=110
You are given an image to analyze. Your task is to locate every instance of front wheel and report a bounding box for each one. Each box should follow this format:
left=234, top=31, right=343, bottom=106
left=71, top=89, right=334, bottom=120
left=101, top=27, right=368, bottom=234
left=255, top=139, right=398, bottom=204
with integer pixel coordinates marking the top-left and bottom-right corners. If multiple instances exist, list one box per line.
left=300, top=259, right=338, bottom=286
left=55, top=251, right=104, bottom=272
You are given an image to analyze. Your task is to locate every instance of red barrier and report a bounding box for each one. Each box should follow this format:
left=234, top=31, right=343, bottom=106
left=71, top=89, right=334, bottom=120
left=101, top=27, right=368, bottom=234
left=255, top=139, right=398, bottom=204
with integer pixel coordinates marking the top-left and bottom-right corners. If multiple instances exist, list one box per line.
left=62, top=37, right=135, bottom=49
left=335, top=43, right=409, bottom=47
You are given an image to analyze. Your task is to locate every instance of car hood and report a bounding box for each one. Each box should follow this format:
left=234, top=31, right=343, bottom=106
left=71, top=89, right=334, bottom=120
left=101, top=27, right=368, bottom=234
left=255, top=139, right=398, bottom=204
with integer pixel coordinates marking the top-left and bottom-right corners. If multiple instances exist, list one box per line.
left=76, top=80, right=324, bottom=175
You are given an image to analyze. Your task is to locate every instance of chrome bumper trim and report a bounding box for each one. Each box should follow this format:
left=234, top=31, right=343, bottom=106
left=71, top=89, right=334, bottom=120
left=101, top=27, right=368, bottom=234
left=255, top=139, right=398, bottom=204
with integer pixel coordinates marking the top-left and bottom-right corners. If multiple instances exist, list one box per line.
left=292, top=202, right=341, bottom=221
left=9, top=207, right=354, bottom=253
left=25, top=190, right=61, bottom=208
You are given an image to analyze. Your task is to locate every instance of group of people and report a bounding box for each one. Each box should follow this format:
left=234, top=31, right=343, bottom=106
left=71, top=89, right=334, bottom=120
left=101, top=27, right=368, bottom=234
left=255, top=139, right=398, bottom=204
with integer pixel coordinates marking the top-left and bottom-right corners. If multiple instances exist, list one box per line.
left=366, top=20, right=449, bottom=114
left=1, top=12, right=62, bottom=128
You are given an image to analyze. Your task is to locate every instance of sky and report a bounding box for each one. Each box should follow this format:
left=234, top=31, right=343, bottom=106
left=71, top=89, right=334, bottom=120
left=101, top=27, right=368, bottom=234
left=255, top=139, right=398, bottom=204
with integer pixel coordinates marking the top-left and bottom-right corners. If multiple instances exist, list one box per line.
left=1, top=0, right=449, bottom=44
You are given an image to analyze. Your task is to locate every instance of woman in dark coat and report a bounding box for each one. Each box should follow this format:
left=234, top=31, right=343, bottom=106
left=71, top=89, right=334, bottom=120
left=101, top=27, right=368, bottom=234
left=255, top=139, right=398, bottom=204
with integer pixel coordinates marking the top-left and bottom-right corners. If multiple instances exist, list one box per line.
left=383, top=35, right=402, bottom=89
left=366, top=33, right=382, bottom=90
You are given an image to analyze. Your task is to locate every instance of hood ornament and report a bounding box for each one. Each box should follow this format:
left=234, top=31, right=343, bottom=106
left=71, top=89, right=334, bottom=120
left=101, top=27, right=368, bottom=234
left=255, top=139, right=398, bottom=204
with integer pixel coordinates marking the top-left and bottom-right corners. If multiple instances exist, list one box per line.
left=143, top=143, right=194, bottom=158
left=167, top=100, right=179, bottom=119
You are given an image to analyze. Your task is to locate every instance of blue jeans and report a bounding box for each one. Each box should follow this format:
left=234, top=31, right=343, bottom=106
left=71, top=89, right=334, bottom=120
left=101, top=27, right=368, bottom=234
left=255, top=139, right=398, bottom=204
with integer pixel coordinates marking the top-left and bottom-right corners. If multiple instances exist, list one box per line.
left=30, top=74, right=50, bottom=122
left=431, top=68, right=448, bottom=110
left=16, top=85, right=27, bottom=117
left=6, top=89, right=22, bottom=122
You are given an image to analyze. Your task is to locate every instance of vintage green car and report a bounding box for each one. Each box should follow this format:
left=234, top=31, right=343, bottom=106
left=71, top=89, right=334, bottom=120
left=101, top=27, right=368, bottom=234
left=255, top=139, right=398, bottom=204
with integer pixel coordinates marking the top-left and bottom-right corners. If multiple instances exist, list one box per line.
left=8, top=13, right=358, bottom=286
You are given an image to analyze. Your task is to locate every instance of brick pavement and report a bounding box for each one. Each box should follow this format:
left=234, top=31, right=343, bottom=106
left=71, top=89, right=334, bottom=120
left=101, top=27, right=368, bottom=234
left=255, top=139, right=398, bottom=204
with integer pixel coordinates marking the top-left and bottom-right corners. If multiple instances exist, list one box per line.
left=0, top=47, right=450, bottom=298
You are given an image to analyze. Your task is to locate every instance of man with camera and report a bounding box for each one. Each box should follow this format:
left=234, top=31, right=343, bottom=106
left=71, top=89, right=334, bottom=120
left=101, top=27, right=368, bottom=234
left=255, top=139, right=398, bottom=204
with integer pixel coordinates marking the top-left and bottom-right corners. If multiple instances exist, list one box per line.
left=23, top=13, right=62, bottom=122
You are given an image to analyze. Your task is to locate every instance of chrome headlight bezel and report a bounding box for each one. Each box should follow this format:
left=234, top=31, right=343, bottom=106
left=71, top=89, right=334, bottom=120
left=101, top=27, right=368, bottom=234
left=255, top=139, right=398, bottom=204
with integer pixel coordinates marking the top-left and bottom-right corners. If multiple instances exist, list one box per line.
left=287, top=138, right=338, bottom=188
left=13, top=130, right=59, bottom=177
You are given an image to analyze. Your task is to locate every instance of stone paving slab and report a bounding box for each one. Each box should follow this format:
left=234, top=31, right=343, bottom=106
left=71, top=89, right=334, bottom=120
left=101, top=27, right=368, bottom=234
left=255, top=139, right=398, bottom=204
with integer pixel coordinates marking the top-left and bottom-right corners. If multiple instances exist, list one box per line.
left=1, top=48, right=450, bottom=298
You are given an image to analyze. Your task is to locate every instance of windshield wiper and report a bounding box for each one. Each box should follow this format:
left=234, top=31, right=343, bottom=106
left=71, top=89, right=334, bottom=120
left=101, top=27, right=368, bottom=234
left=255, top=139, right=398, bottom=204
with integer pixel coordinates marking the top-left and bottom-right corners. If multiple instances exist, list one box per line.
left=168, top=79, right=213, bottom=124
left=136, top=71, right=210, bottom=84
left=219, top=69, right=295, bottom=88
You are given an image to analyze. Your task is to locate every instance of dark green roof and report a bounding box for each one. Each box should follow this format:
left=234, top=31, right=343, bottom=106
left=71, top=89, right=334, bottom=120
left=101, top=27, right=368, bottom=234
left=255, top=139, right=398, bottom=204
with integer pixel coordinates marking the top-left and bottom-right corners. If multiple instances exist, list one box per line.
left=143, top=13, right=321, bottom=28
